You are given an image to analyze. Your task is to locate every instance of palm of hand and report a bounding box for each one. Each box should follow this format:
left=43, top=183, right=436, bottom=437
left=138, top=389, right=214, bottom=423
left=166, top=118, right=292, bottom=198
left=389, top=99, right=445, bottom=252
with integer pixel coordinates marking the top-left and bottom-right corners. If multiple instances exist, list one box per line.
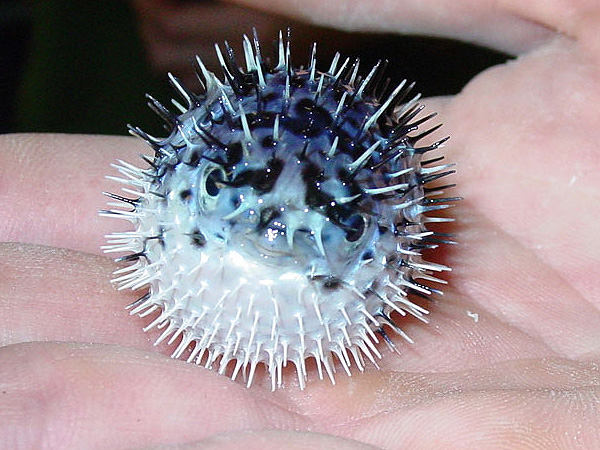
left=1, top=27, right=599, bottom=450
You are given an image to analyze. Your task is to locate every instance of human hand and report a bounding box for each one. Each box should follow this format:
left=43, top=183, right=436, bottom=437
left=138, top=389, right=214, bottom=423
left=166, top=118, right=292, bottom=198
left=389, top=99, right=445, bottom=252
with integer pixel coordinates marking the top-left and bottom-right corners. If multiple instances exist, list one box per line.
left=2, top=0, right=600, bottom=448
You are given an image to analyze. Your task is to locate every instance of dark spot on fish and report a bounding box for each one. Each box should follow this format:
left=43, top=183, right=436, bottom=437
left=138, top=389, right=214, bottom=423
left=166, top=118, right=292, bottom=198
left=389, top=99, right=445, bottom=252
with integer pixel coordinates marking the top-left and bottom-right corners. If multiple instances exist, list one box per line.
left=258, top=207, right=281, bottom=230
left=322, top=276, right=341, bottom=290
left=226, top=142, right=243, bottom=167
left=230, top=158, right=284, bottom=194
left=189, top=229, right=207, bottom=247
left=180, top=189, right=193, bottom=201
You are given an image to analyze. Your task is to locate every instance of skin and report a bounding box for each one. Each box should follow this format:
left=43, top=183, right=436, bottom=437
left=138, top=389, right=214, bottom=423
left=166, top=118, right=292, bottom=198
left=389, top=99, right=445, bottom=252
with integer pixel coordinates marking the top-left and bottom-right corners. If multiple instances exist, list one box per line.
left=129, top=0, right=369, bottom=87
left=1, top=0, right=600, bottom=448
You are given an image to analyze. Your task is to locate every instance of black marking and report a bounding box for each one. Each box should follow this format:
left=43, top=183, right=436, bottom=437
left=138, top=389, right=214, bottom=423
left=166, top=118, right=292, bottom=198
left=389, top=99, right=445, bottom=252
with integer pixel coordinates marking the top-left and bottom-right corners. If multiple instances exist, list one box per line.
left=127, top=125, right=162, bottom=153
left=390, top=104, right=425, bottom=136
left=298, top=141, right=310, bottom=160
left=424, top=183, right=456, bottom=194
left=146, top=94, right=178, bottom=127
left=420, top=235, right=457, bottom=245
left=140, top=155, right=159, bottom=170
left=179, top=189, right=193, bottom=201
left=115, top=252, right=146, bottom=263
left=332, top=57, right=356, bottom=90
left=375, top=327, right=396, bottom=349
left=103, top=192, right=139, bottom=207
left=188, top=229, right=207, bottom=247
left=261, top=135, right=277, bottom=148
left=258, top=207, right=280, bottom=230
left=301, top=161, right=325, bottom=183
left=367, top=60, right=389, bottom=100
left=283, top=98, right=333, bottom=138
left=415, top=136, right=451, bottom=155
left=260, top=92, right=280, bottom=109
left=418, top=170, right=456, bottom=185
left=304, top=183, right=332, bottom=210
left=195, top=127, right=229, bottom=151
left=384, top=81, right=416, bottom=120
left=410, top=124, right=443, bottom=145
left=369, top=147, right=402, bottom=172
left=145, top=230, right=165, bottom=248
left=322, top=276, right=341, bottom=290
left=148, top=191, right=168, bottom=199
left=225, top=142, right=244, bottom=167
left=126, top=292, right=150, bottom=310
left=229, top=158, right=284, bottom=194
left=219, top=42, right=256, bottom=97
left=421, top=156, right=445, bottom=166
left=361, top=250, right=374, bottom=261
left=185, top=151, right=201, bottom=167
left=423, top=196, right=462, bottom=204
left=309, top=275, right=342, bottom=290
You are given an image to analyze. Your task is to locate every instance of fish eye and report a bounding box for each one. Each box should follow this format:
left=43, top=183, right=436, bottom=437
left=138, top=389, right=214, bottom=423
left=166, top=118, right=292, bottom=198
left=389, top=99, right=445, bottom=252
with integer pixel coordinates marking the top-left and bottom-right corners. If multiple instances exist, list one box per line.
left=204, top=168, right=223, bottom=196
left=198, top=165, right=226, bottom=210
left=342, top=214, right=367, bottom=242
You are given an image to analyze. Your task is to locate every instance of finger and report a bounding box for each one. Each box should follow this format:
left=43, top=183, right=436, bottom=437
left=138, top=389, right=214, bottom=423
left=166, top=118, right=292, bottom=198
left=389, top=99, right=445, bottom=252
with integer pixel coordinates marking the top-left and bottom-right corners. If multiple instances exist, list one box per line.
left=143, top=430, right=380, bottom=450
left=2, top=342, right=598, bottom=450
left=133, top=1, right=284, bottom=41
left=443, top=37, right=600, bottom=312
left=132, top=3, right=366, bottom=86
left=0, top=133, right=149, bottom=254
left=447, top=208, right=600, bottom=360
left=502, top=0, right=600, bottom=59
left=319, top=357, right=600, bottom=449
left=0, top=342, right=300, bottom=450
left=0, top=242, right=149, bottom=349
left=225, top=0, right=558, bottom=54
left=135, top=2, right=282, bottom=75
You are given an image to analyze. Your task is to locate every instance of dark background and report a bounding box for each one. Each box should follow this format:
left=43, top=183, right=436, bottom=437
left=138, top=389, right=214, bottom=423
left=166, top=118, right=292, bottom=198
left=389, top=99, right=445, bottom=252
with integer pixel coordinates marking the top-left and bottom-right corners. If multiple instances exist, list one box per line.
left=0, top=0, right=510, bottom=136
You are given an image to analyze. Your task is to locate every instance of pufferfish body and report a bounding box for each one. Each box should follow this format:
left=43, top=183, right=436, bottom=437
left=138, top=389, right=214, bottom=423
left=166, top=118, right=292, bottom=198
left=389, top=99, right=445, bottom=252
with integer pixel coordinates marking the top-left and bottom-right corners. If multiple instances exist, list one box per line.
left=102, top=31, right=457, bottom=390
